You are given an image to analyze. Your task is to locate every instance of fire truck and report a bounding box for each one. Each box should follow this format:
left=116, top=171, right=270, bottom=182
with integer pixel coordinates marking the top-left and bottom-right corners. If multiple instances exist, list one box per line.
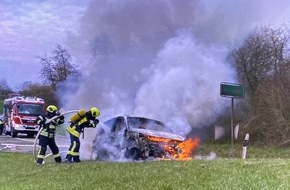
left=3, top=94, right=45, bottom=138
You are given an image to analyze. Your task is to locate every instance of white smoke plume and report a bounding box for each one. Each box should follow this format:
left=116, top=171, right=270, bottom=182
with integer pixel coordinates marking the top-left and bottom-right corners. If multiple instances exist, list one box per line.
left=58, top=0, right=290, bottom=159
left=134, top=29, right=234, bottom=136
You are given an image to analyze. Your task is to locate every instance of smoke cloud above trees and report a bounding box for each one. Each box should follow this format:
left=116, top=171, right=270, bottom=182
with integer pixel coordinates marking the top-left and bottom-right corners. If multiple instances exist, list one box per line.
left=61, top=0, right=290, bottom=136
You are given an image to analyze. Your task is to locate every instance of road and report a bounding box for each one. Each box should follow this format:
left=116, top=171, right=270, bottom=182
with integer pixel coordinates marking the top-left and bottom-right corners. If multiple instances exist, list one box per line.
left=0, top=133, right=70, bottom=154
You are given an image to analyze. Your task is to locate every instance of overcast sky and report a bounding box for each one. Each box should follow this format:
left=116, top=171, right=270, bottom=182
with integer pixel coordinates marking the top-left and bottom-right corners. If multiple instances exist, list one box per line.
left=0, top=0, right=90, bottom=89
left=2, top=0, right=290, bottom=135
left=1, top=0, right=290, bottom=90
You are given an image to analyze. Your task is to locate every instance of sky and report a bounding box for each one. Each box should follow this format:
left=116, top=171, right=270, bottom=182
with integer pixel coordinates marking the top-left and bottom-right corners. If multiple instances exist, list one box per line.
left=0, top=0, right=90, bottom=89
left=2, top=0, right=290, bottom=141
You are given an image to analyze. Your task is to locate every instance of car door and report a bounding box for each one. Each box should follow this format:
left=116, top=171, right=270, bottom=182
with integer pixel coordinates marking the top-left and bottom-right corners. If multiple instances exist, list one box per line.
left=110, top=116, right=127, bottom=149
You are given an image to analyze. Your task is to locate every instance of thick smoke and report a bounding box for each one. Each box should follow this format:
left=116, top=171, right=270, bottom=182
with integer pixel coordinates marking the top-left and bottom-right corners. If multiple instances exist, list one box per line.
left=59, top=0, right=290, bottom=159
left=134, top=29, right=234, bottom=136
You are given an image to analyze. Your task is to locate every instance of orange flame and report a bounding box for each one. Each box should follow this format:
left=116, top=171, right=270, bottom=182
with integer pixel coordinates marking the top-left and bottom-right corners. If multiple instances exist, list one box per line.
left=145, top=135, right=177, bottom=143
left=177, top=137, right=200, bottom=160
left=145, top=135, right=200, bottom=160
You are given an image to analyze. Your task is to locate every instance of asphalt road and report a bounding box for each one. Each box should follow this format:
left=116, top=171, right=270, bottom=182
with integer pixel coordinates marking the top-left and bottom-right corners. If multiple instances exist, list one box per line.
left=0, top=133, right=70, bottom=154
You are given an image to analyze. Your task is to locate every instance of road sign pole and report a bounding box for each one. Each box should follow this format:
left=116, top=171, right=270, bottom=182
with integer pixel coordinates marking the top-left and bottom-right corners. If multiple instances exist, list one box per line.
left=230, top=97, right=234, bottom=157
left=220, top=82, right=244, bottom=158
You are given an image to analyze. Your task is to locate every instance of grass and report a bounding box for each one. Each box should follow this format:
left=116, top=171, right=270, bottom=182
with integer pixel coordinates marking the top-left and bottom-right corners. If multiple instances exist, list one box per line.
left=0, top=144, right=289, bottom=190
left=197, top=141, right=290, bottom=158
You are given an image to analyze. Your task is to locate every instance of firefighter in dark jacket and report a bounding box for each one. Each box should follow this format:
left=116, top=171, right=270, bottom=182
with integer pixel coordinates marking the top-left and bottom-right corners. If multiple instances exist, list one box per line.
left=65, top=107, right=100, bottom=163
left=35, top=105, right=64, bottom=165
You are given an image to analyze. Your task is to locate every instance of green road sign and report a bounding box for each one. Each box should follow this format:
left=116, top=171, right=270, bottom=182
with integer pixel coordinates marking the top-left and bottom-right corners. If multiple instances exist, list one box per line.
left=220, top=82, right=244, bottom=99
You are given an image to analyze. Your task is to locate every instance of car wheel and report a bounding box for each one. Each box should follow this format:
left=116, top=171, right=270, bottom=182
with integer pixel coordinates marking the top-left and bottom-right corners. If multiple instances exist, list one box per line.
left=125, top=147, right=141, bottom=160
left=4, top=129, right=10, bottom=135
left=27, top=132, right=35, bottom=138
left=11, top=128, right=17, bottom=138
left=96, top=149, right=110, bottom=161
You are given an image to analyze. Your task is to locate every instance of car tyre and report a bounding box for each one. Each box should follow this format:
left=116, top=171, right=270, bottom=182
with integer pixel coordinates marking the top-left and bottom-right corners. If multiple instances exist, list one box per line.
left=27, top=132, right=35, bottom=138
left=125, top=147, right=141, bottom=160
left=11, top=128, right=17, bottom=138
left=96, top=149, right=110, bottom=161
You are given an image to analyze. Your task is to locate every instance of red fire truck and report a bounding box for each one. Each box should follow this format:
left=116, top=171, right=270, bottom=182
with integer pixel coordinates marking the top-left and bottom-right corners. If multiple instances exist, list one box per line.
left=3, top=94, right=45, bottom=138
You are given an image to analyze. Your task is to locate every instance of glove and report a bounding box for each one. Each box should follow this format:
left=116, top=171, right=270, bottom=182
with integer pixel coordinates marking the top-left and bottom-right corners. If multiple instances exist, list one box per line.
left=34, top=118, right=46, bottom=127
left=89, top=120, right=95, bottom=128
left=59, top=115, right=64, bottom=120
left=90, top=120, right=97, bottom=128
left=35, top=117, right=45, bottom=126
left=95, top=119, right=99, bottom=125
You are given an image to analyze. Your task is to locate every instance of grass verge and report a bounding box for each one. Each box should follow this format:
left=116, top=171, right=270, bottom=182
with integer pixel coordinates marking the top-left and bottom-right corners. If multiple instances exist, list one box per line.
left=0, top=144, right=289, bottom=190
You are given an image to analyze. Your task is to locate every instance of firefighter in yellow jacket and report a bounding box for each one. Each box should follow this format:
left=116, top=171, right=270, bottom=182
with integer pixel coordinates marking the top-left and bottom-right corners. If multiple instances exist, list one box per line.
left=35, top=105, right=64, bottom=165
left=65, top=107, right=100, bottom=163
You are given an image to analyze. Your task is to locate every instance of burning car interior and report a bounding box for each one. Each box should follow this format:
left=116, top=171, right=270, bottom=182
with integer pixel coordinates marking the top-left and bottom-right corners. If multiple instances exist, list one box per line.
left=92, top=115, right=200, bottom=161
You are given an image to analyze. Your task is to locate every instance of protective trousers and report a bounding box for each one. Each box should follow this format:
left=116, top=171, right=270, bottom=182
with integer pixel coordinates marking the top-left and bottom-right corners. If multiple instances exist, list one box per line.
left=65, top=133, right=81, bottom=162
left=37, top=136, right=61, bottom=164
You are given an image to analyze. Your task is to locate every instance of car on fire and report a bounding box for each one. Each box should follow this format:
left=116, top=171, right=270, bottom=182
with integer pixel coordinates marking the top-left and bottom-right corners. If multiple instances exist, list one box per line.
left=92, top=115, right=188, bottom=161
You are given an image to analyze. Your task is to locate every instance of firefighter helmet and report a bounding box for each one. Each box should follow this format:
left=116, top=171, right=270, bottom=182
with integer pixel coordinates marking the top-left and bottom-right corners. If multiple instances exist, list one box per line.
left=46, top=105, right=58, bottom=113
left=90, top=107, right=100, bottom=117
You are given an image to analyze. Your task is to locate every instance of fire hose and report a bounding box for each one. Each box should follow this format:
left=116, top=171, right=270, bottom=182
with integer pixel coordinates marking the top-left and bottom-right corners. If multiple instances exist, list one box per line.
left=33, top=110, right=79, bottom=162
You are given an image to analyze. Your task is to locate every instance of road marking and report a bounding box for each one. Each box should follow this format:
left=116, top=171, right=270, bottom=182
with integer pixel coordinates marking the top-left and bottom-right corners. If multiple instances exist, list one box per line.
left=16, top=138, right=35, bottom=143
left=1, top=143, right=69, bottom=148
left=0, top=135, right=11, bottom=138
left=2, top=143, right=33, bottom=147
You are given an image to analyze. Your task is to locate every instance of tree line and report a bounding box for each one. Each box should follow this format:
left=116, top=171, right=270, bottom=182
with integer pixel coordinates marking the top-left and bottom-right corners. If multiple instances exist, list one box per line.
left=228, top=25, right=290, bottom=146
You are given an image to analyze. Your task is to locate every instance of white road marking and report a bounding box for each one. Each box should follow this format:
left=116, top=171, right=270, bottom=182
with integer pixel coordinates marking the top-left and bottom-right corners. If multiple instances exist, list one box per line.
left=16, top=138, right=35, bottom=143
left=1, top=143, right=69, bottom=148
left=2, top=143, right=33, bottom=147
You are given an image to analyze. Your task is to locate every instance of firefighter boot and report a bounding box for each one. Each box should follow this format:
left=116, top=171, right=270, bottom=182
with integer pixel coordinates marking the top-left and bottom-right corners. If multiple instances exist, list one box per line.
left=54, top=156, right=62, bottom=163
left=73, top=156, right=81, bottom=163
left=65, top=154, right=73, bottom=163
left=36, top=158, right=44, bottom=165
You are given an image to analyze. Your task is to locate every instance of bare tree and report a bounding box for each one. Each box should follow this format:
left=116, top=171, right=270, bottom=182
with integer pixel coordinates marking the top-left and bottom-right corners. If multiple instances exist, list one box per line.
left=40, top=44, right=79, bottom=90
left=229, top=26, right=290, bottom=145
left=230, top=27, right=288, bottom=98
left=0, top=80, right=13, bottom=100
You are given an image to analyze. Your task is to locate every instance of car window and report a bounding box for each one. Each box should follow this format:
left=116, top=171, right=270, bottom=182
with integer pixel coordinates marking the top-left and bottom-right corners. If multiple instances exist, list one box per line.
left=127, top=117, right=172, bottom=133
left=113, top=117, right=126, bottom=132
left=104, top=117, right=126, bottom=132
left=104, top=118, right=116, bottom=128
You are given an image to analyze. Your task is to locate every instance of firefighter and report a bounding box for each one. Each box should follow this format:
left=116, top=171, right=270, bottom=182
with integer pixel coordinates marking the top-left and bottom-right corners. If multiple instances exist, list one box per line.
left=65, top=107, right=100, bottom=163
left=0, top=118, right=4, bottom=135
left=35, top=105, right=64, bottom=165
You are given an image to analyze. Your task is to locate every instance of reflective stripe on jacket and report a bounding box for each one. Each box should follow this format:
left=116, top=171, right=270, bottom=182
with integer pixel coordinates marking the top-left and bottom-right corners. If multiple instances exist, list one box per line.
left=66, top=116, right=92, bottom=138
left=67, top=125, right=80, bottom=138
left=35, top=114, right=64, bottom=138
left=40, top=124, right=56, bottom=138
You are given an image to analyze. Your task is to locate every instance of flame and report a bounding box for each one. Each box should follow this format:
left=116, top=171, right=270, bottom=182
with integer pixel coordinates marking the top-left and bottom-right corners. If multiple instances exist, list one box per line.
left=145, top=135, right=200, bottom=160
left=145, top=135, right=177, bottom=143
left=177, top=137, right=200, bottom=160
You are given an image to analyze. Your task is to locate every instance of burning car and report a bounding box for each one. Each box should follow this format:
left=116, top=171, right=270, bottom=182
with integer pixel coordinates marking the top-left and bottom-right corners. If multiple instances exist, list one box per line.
left=92, top=115, right=199, bottom=161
